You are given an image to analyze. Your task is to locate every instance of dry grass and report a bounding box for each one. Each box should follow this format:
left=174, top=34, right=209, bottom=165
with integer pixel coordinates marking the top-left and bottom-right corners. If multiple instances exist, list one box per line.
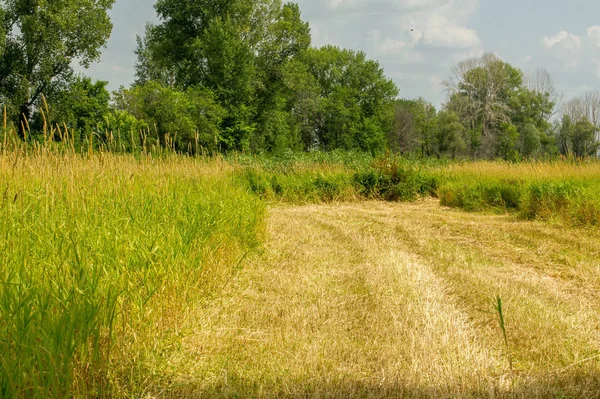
left=439, top=160, right=600, bottom=181
left=143, top=199, right=600, bottom=398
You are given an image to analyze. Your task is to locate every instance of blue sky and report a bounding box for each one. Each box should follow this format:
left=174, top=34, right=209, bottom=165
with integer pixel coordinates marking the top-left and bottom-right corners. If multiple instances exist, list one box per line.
left=82, top=0, right=600, bottom=106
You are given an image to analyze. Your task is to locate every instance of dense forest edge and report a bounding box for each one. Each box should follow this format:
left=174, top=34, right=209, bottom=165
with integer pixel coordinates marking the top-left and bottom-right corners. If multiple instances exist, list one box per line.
left=1, top=0, right=599, bottom=160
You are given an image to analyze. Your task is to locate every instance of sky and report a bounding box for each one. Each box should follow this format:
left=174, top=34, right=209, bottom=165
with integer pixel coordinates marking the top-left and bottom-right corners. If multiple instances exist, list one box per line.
left=82, top=0, right=600, bottom=107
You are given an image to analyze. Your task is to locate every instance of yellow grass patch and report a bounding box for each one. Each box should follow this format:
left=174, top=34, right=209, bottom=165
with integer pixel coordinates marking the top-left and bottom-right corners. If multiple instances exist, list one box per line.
left=150, top=200, right=600, bottom=398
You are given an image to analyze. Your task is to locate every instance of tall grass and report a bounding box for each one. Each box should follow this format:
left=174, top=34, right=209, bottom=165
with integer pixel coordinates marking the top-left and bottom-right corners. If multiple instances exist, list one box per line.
left=436, top=161, right=600, bottom=226
left=234, top=153, right=438, bottom=203
left=0, top=146, right=265, bottom=397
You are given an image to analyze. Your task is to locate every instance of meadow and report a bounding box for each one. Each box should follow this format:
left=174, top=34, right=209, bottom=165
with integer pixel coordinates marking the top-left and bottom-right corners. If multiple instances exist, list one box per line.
left=2, top=138, right=600, bottom=397
left=236, top=152, right=600, bottom=227
left=0, top=144, right=264, bottom=397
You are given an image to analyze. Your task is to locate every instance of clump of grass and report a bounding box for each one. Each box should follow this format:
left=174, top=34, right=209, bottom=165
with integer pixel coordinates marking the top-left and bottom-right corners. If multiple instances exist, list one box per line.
left=434, top=161, right=600, bottom=226
left=439, top=179, right=523, bottom=212
left=240, top=167, right=357, bottom=203
left=237, top=154, right=440, bottom=204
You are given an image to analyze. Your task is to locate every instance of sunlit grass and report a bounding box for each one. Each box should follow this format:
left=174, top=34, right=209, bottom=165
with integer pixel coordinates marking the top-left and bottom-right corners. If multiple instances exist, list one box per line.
left=0, top=148, right=264, bottom=398
left=434, top=160, right=600, bottom=225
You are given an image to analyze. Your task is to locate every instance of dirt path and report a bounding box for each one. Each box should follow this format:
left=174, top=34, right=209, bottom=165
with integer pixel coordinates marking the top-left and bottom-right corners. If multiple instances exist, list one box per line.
left=167, top=200, right=600, bottom=398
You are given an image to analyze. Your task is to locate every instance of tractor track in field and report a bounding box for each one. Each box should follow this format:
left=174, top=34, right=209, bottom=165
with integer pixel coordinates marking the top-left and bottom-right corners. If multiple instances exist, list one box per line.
left=164, top=200, right=600, bottom=398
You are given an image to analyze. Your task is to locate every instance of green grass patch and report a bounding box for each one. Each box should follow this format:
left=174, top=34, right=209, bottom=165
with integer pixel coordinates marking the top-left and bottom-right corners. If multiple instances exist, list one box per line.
left=0, top=153, right=265, bottom=398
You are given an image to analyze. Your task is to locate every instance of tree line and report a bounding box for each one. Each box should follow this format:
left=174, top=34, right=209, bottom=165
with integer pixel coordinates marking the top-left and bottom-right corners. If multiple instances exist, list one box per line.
left=0, top=0, right=598, bottom=159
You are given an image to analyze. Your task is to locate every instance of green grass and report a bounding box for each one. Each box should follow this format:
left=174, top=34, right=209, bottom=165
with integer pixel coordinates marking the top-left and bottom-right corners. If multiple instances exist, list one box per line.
left=435, top=161, right=600, bottom=226
left=0, top=151, right=264, bottom=398
left=233, top=154, right=600, bottom=227
left=234, top=153, right=439, bottom=204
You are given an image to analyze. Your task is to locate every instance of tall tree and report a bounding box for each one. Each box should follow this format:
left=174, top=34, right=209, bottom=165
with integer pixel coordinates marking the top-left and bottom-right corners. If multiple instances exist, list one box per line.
left=136, top=1, right=398, bottom=153
left=252, top=2, right=311, bottom=152
left=389, top=99, right=419, bottom=154
left=137, top=0, right=304, bottom=151
left=435, top=110, right=466, bottom=159
left=557, top=115, right=600, bottom=157
left=444, top=53, right=523, bottom=158
left=306, top=46, right=398, bottom=152
left=0, top=0, right=115, bottom=137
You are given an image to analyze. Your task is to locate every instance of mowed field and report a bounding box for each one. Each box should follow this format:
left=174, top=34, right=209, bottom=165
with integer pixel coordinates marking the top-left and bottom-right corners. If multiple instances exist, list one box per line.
left=3, top=152, right=600, bottom=398
left=179, top=201, right=600, bottom=398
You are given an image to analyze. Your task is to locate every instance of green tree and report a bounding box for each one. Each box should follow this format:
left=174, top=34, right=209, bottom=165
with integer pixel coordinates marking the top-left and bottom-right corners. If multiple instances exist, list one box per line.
left=445, top=92, right=481, bottom=158
left=136, top=1, right=398, bottom=154
left=388, top=99, right=419, bottom=154
left=497, top=123, right=520, bottom=161
left=306, top=46, right=398, bottom=152
left=280, top=58, right=321, bottom=150
left=519, top=123, right=541, bottom=158
left=411, top=99, right=437, bottom=157
left=32, top=77, right=110, bottom=142
left=136, top=0, right=287, bottom=151
left=557, top=115, right=574, bottom=156
left=98, top=109, right=148, bottom=152
left=115, top=81, right=225, bottom=153
left=445, top=53, right=523, bottom=158
left=557, top=115, right=599, bottom=158
left=572, top=119, right=599, bottom=157
left=0, top=0, right=115, bottom=136
left=435, top=110, right=466, bottom=159
left=252, top=2, right=311, bottom=152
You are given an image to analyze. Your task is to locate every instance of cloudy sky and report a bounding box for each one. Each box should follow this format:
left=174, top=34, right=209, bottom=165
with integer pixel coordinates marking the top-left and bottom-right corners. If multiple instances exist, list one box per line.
left=83, top=0, right=600, bottom=106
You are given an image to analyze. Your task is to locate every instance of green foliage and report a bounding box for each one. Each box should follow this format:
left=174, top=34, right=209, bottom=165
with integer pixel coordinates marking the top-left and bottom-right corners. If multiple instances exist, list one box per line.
left=440, top=179, right=523, bottom=212
left=557, top=115, right=600, bottom=158
left=520, top=123, right=541, bottom=158
left=97, top=110, right=148, bottom=153
left=241, top=166, right=356, bottom=203
left=306, top=46, right=398, bottom=152
left=436, top=162, right=600, bottom=226
left=572, top=119, right=600, bottom=157
left=30, top=77, right=111, bottom=142
left=136, top=2, right=397, bottom=154
left=114, top=81, right=225, bottom=153
left=1, top=1, right=597, bottom=161
left=388, top=99, right=419, bottom=154
left=0, top=0, right=115, bottom=122
left=510, top=87, right=554, bottom=133
left=435, top=110, right=466, bottom=158
left=444, top=54, right=559, bottom=160
left=497, top=123, right=520, bottom=161
left=238, top=153, right=439, bottom=203
left=521, top=182, right=577, bottom=221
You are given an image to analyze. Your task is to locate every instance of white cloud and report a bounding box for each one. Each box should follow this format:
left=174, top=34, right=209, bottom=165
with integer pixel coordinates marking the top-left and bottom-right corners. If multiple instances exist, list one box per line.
left=542, top=31, right=582, bottom=51
left=419, top=14, right=480, bottom=48
left=297, top=0, right=482, bottom=104
left=587, top=26, right=600, bottom=48
left=539, top=26, right=600, bottom=77
left=541, top=31, right=583, bottom=69
left=378, top=38, right=407, bottom=53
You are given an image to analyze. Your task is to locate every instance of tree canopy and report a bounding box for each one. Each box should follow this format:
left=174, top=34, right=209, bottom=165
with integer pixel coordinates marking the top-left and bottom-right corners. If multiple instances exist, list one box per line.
left=0, top=0, right=115, bottom=135
left=0, top=2, right=598, bottom=160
